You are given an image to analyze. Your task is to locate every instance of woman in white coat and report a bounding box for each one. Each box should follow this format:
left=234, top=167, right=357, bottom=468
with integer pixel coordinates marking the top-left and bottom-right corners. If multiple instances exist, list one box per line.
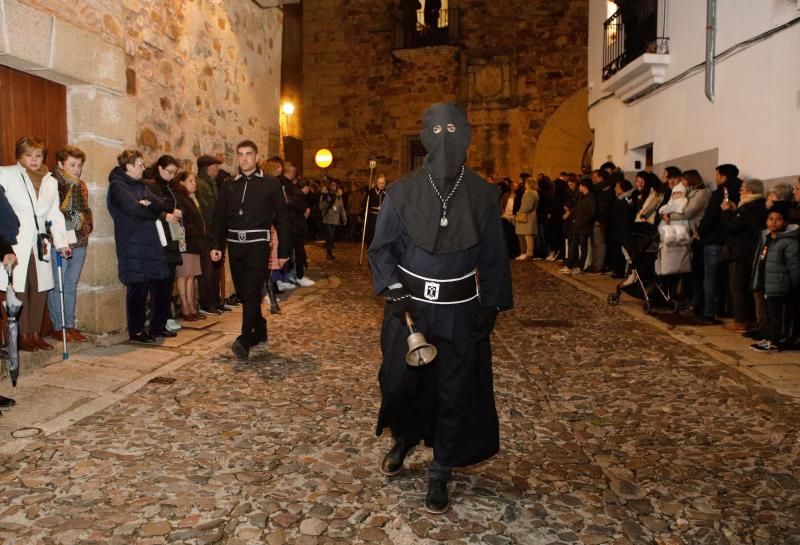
left=0, top=137, right=70, bottom=352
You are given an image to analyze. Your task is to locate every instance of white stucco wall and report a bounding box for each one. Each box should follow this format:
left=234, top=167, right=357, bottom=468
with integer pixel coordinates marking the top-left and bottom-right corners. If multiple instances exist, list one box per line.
left=588, top=0, right=800, bottom=182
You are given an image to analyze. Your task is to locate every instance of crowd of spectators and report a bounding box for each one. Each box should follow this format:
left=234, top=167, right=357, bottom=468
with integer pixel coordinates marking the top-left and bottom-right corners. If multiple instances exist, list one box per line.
left=0, top=135, right=394, bottom=356
left=495, top=164, right=800, bottom=353
left=3, top=133, right=799, bottom=359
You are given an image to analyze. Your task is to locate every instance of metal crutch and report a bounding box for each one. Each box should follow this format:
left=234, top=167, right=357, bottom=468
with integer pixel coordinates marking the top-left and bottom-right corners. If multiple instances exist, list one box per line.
left=56, top=252, right=68, bottom=360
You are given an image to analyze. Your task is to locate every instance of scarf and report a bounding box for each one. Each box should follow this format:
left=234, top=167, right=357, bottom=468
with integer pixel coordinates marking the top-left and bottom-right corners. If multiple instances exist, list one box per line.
left=738, top=192, right=763, bottom=207
left=25, top=164, right=48, bottom=191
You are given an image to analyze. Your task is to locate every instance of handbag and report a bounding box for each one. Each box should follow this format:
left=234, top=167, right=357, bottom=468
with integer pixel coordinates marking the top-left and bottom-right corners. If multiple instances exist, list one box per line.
left=516, top=212, right=528, bottom=223
left=177, top=222, right=187, bottom=253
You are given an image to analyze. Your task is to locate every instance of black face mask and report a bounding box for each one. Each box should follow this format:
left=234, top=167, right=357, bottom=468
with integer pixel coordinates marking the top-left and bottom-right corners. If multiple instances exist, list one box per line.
left=420, top=103, right=472, bottom=183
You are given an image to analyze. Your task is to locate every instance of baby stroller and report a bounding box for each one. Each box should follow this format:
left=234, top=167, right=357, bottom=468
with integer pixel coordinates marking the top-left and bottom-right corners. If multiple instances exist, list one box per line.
left=607, top=223, right=686, bottom=314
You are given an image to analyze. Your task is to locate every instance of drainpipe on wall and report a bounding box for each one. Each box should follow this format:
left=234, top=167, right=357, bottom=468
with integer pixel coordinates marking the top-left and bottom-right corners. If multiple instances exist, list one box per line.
left=705, top=0, right=717, bottom=103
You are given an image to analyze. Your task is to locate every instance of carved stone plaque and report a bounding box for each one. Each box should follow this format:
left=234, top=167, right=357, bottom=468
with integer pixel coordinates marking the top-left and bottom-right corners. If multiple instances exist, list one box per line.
left=467, top=55, right=515, bottom=107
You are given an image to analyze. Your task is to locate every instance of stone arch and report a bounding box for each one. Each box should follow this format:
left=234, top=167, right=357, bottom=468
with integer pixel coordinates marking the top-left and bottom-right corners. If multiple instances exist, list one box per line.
left=530, top=88, right=592, bottom=178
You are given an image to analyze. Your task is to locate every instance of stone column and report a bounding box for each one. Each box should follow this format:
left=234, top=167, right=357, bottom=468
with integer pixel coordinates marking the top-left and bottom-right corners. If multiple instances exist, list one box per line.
left=0, top=0, right=130, bottom=336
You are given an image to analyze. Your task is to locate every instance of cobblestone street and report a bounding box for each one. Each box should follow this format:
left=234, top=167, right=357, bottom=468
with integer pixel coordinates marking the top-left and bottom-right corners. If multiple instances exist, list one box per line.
left=1, top=244, right=799, bottom=545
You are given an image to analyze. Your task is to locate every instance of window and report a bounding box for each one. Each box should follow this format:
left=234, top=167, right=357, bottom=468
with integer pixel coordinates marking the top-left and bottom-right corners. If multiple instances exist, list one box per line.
left=602, top=0, right=668, bottom=81
left=395, top=0, right=459, bottom=50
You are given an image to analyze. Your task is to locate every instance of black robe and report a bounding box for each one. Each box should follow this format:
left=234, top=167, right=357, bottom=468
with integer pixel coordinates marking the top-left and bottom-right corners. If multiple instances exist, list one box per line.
left=367, top=193, right=513, bottom=468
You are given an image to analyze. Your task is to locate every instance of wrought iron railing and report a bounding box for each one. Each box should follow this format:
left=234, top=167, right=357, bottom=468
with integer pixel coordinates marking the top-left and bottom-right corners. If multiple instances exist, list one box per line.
left=602, top=0, right=668, bottom=81
left=394, top=8, right=460, bottom=50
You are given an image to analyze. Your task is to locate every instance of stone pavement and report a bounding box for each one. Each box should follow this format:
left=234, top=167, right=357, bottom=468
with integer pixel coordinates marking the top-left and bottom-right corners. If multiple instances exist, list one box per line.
left=0, top=243, right=798, bottom=545
left=534, top=261, right=800, bottom=400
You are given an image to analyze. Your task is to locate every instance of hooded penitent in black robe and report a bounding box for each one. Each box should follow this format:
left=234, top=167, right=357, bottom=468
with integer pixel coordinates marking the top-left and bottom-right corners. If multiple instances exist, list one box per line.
left=368, top=103, right=513, bottom=468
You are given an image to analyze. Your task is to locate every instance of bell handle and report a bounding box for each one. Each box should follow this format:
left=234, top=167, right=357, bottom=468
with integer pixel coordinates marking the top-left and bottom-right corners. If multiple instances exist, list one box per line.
left=404, top=311, right=415, bottom=333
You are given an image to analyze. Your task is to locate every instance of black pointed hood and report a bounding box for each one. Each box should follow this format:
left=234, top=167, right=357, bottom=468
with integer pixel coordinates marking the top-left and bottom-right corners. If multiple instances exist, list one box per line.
left=421, top=103, right=472, bottom=191
left=385, top=103, right=500, bottom=254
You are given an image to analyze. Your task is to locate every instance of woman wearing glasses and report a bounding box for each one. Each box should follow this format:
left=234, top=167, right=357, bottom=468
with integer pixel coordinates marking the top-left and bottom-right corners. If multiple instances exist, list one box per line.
left=107, top=149, right=170, bottom=344
left=144, top=155, right=183, bottom=337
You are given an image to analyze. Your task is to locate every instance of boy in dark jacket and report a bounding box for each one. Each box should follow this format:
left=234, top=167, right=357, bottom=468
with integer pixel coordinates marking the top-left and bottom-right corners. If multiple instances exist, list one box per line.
left=750, top=209, right=800, bottom=352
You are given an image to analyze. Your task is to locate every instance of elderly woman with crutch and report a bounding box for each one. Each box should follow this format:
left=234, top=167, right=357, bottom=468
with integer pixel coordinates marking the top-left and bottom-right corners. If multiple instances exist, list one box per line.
left=0, top=136, right=71, bottom=352
left=47, top=145, right=93, bottom=343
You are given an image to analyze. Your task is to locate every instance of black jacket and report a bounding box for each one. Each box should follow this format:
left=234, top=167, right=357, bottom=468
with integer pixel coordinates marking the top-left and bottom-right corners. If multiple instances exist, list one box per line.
left=144, top=171, right=182, bottom=267
left=0, top=236, right=13, bottom=258
left=281, top=178, right=309, bottom=238
left=572, top=192, right=596, bottom=236
left=608, top=191, right=636, bottom=241
left=788, top=202, right=800, bottom=226
left=721, top=197, right=766, bottom=262
left=174, top=191, right=205, bottom=254
left=212, top=169, right=291, bottom=259
left=592, top=180, right=615, bottom=225
left=699, top=180, right=741, bottom=246
left=106, top=167, right=169, bottom=285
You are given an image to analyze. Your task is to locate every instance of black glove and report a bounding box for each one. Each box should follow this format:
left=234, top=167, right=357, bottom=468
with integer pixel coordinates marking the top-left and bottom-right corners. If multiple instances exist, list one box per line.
left=385, top=285, right=414, bottom=320
left=470, top=306, right=498, bottom=342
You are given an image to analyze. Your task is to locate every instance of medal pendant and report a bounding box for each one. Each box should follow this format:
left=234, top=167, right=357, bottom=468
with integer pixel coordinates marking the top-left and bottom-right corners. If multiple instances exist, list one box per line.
left=238, top=209, right=243, bottom=216
left=440, top=216, right=448, bottom=228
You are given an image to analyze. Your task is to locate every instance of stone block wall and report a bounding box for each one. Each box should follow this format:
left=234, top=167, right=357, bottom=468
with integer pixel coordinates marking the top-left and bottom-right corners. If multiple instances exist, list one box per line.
left=2, top=0, right=283, bottom=335
left=303, top=0, right=589, bottom=183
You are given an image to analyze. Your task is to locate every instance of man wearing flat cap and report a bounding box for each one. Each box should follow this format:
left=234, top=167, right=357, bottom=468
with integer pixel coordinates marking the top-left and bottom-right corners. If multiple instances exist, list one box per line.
left=368, top=103, right=513, bottom=513
left=196, top=154, right=226, bottom=315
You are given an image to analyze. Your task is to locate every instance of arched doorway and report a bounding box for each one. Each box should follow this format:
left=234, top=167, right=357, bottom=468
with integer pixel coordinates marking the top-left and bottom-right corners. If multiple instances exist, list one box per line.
left=531, top=88, right=593, bottom=177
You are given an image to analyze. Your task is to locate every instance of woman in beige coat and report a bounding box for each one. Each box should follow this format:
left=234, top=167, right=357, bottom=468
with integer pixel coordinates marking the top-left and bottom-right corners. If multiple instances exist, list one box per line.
left=515, top=178, right=539, bottom=260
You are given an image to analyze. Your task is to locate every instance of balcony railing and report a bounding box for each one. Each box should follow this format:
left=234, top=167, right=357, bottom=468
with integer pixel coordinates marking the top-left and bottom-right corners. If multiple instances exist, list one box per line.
left=394, top=8, right=460, bottom=50
left=603, top=0, right=668, bottom=81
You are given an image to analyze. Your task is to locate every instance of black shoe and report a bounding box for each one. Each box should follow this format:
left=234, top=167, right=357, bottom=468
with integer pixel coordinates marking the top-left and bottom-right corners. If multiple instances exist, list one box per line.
left=424, top=478, right=450, bottom=514
left=231, top=339, right=249, bottom=360
left=225, top=295, right=242, bottom=306
left=256, top=330, right=268, bottom=345
left=129, top=332, right=155, bottom=344
left=217, top=305, right=232, bottom=313
left=380, top=438, right=417, bottom=476
left=697, top=315, right=723, bottom=325
left=327, top=253, right=336, bottom=260
left=150, top=329, right=178, bottom=338
left=270, top=304, right=281, bottom=315
left=199, top=306, right=222, bottom=316
left=0, top=395, right=16, bottom=408
left=150, top=329, right=178, bottom=339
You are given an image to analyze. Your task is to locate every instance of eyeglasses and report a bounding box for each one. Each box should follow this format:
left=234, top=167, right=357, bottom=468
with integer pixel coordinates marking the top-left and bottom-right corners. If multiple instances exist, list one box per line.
left=164, top=168, right=178, bottom=176
left=134, top=162, right=145, bottom=168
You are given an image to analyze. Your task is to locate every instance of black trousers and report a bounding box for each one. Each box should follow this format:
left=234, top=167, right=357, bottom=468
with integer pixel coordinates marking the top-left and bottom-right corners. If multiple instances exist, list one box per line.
left=729, top=261, right=754, bottom=324
left=229, top=241, right=269, bottom=348
left=766, top=295, right=790, bottom=345
left=293, top=241, right=307, bottom=279
left=126, top=281, right=155, bottom=337
left=150, top=267, right=175, bottom=333
left=323, top=224, right=337, bottom=255
left=198, top=242, right=222, bottom=310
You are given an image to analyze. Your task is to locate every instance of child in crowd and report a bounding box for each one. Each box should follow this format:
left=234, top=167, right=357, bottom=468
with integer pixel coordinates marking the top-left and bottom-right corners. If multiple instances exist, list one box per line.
left=750, top=209, right=800, bottom=352
left=658, top=182, right=690, bottom=244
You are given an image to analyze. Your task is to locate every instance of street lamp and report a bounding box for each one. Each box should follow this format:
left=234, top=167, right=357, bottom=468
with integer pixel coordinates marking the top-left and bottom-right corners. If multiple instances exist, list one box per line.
left=282, top=102, right=295, bottom=116
left=315, top=148, right=333, bottom=169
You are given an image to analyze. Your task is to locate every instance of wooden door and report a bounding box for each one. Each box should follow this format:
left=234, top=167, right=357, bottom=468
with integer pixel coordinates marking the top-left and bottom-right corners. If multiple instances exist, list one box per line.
left=283, top=136, right=303, bottom=176
left=0, top=65, right=68, bottom=343
left=0, top=65, right=67, bottom=168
